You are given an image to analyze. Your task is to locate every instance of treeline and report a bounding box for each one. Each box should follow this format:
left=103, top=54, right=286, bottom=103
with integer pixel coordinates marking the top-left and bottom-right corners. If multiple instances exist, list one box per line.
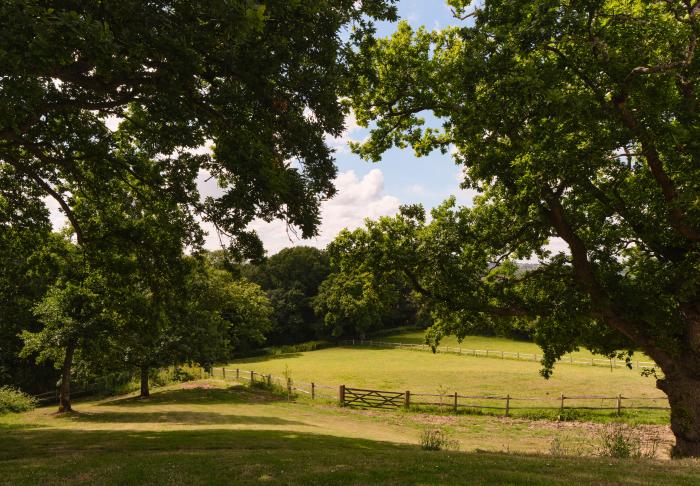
left=1, top=237, right=430, bottom=402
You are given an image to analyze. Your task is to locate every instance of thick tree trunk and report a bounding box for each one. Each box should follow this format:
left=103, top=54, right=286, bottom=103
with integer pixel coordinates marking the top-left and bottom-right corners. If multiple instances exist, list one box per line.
left=140, top=365, right=150, bottom=398
left=58, top=342, right=76, bottom=413
left=658, top=374, right=700, bottom=457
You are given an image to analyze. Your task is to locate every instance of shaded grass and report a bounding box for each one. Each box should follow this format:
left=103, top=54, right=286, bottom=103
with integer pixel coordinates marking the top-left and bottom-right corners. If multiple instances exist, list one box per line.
left=2, top=428, right=700, bottom=486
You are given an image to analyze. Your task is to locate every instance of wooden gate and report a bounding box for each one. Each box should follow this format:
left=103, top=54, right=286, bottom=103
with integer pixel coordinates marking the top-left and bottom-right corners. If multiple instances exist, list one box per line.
left=341, top=386, right=405, bottom=409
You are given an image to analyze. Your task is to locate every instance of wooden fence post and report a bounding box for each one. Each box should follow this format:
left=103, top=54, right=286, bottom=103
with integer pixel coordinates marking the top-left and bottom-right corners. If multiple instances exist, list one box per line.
left=311, top=382, right=315, bottom=399
left=236, top=368, right=239, bottom=380
left=454, top=392, right=458, bottom=413
left=560, top=393, right=565, bottom=413
left=501, top=351, right=504, bottom=359
left=617, top=394, right=622, bottom=416
left=404, top=390, right=411, bottom=409
left=267, top=374, right=272, bottom=387
left=339, top=385, right=345, bottom=406
left=250, top=370, right=254, bottom=383
left=505, top=394, right=511, bottom=417
left=222, top=367, right=226, bottom=380
left=287, top=378, right=292, bottom=400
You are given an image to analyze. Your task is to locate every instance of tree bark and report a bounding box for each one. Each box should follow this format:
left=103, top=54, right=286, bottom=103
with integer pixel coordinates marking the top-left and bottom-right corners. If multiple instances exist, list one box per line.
left=140, top=365, right=150, bottom=398
left=658, top=373, right=700, bottom=457
left=58, top=341, right=76, bottom=413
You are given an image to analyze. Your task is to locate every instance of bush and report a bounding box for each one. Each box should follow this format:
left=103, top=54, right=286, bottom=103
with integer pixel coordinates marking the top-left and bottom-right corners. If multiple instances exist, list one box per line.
left=419, top=427, right=459, bottom=451
left=0, top=386, right=37, bottom=414
left=596, top=424, right=662, bottom=459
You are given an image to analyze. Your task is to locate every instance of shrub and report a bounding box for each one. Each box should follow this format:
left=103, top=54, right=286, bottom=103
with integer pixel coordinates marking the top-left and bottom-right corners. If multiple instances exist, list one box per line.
left=419, top=427, right=459, bottom=451
left=548, top=436, right=588, bottom=457
left=0, top=386, right=37, bottom=414
left=596, top=424, right=662, bottom=459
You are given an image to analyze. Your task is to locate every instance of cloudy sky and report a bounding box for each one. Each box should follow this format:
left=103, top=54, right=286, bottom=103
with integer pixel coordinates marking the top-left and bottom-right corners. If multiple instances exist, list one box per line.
left=245, top=1, right=472, bottom=254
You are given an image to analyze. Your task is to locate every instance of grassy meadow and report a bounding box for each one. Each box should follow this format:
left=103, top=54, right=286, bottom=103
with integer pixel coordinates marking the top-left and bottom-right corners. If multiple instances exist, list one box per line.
left=1, top=381, right=698, bottom=485
left=227, top=336, right=667, bottom=422
left=380, top=330, right=654, bottom=362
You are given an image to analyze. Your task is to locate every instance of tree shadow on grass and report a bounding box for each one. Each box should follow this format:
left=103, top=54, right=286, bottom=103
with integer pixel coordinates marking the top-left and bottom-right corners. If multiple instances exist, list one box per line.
left=66, top=410, right=310, bottom=426
left=225, top=351, right=305, bottom=365
left=1, top=428, right=698, bottom=486
left=97, top=384, right=286, bottom=407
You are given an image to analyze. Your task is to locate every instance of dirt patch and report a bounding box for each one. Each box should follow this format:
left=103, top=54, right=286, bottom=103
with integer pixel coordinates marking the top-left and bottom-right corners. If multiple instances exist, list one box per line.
left=180, top=382, right=217, bottom=390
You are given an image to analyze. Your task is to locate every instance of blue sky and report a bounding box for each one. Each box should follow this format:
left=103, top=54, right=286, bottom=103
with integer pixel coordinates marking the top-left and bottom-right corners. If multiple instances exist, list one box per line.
left=248, top=1, right=474, bottom=253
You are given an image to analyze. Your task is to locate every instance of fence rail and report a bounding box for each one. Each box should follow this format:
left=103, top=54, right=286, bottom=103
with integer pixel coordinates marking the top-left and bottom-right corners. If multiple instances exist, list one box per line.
left=342, top=339, right=657, bottom=370
left=212, top=366, right=670, bottom=416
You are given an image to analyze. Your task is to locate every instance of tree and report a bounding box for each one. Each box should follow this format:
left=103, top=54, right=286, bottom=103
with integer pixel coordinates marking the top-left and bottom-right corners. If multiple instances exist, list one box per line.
left=22, top=255, right=113, bottom=413
left=313, top=233, right=423, bottom=339
left=0, top=0, right=397, bottom=257
left=242, top=247, right=330, bottom=344
left=347, top=0, right=700, bottom=457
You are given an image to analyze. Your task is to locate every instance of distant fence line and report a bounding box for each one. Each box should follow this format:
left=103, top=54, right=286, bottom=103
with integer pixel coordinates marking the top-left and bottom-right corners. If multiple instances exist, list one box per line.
left=212, top=367, right=670, bottom=416
left=342, top=339, right=657, bottom=370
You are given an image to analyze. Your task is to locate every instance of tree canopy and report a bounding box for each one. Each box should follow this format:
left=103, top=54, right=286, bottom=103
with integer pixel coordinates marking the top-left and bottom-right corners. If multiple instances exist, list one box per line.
left=346, top=0, right=700, bottom=457
left=0, top=0, right=397, bottom=257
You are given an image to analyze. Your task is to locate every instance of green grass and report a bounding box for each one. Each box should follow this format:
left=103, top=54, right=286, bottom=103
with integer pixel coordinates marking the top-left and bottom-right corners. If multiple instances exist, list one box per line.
left=378, top=330, right=654, bottom=362
left=227, top=343, right=668, bottom=423
left=1, top=381, right=697, bottom=485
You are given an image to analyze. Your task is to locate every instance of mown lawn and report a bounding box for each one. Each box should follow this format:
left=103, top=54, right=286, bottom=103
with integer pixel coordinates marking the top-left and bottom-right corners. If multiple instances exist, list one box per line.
left=0, top=382, right=697, bottom=485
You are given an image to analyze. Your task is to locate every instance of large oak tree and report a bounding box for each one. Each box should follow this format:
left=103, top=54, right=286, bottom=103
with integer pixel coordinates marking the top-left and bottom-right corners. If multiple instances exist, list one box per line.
left=346, top=0, right=700, bottom=457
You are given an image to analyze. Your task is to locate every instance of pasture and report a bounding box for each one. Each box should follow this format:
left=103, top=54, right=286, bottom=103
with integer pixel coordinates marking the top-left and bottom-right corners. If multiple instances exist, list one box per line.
left=228, top=338, right=666, bottom=422
left=381, top=331, right=654, bottom=362
left=1, top=381, right=699, bottom=485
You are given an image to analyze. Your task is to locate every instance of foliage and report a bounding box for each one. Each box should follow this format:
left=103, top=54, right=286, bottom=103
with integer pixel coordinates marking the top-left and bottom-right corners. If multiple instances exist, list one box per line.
left=596, top=424, right=663, bottom=459
left=240, top=247, right=330, bottom=344
left=0, top=0, right=397, bottom=259
left=0, top=386, right=37, bottom=415
left=419, top=427, right=459, bottom=451
left=346, top=0, right=700, bottom=456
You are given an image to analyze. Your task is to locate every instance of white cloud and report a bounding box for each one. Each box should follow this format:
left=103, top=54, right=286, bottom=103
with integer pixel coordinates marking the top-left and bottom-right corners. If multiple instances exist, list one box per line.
left=407, top=184, right=426, bottom=196
left=453, top=167, right=478, bottom=207
left=244, top=169, right=401, bottom=255
left=43, top=196, right=68, bottom=231
left=326, top=111, right=365, bottom=154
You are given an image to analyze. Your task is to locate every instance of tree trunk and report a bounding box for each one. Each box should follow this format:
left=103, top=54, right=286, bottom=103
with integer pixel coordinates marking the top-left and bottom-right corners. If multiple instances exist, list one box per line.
left=140, top=365, right=150, bottom=398
left=658, top=374, right=700, bottom=457
left=58, top=341, right=76, bottom=413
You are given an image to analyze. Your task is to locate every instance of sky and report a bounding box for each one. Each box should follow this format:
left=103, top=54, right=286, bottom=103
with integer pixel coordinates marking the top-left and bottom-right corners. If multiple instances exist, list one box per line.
left=245, top=1, right=473, bottom=254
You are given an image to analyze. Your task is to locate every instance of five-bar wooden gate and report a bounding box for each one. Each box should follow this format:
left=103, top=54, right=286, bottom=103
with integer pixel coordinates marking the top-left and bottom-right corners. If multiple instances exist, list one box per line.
left=340, top=386, right=406, bottom=409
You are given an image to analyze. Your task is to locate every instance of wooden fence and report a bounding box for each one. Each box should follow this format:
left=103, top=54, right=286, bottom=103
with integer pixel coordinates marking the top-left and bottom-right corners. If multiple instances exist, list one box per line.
left=212, top=367, right=670, bottom=416
left=343, top=339, right=657, bottom=370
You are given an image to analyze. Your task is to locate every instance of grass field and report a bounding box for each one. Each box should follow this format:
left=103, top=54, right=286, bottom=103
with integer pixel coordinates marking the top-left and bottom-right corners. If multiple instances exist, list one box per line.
left=228, top=340, right=667, bottom=423
left=1, top=381, right=698, bottom=485
left=376, top=330, right=654, bottom=362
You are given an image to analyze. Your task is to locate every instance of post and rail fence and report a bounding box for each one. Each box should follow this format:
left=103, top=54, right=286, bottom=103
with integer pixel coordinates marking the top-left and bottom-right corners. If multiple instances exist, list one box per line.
left=212, top=367, right=670, bottom=417
left=342, top=339, right=657, bottom=370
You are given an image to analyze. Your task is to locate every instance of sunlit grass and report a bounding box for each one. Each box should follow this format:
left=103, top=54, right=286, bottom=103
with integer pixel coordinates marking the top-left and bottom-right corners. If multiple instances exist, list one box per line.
left=0, top=382, right=697, bottom=485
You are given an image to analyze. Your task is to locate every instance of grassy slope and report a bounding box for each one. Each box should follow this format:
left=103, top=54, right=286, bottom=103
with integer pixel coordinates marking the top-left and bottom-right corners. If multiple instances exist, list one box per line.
left=379, top=330, right=654, bottom=362
left=1, top=382, right=698, bottom=485
left=229, top=346, right=665, bottom=410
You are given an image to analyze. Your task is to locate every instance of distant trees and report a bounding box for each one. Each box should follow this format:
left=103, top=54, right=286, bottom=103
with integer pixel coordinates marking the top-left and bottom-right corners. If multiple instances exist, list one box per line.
left=314, top=234, right=425, bottom=339
left=242, top=247, right=330, bottom=344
